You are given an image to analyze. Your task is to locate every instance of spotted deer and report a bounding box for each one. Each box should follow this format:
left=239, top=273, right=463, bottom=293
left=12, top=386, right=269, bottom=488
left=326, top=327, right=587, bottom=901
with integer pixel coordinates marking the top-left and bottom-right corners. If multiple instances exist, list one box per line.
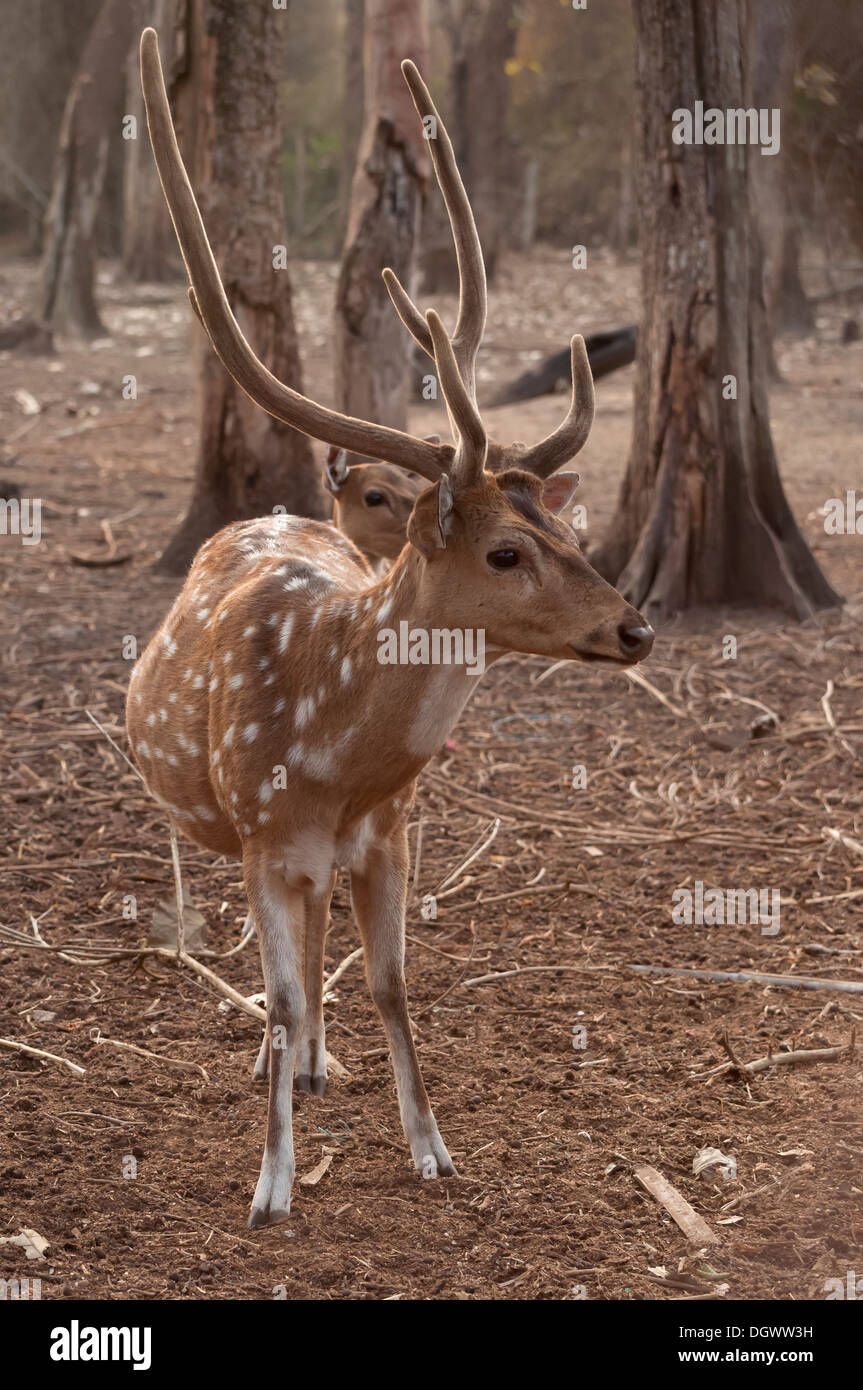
left=130, top=29, right=654, bottom=1227
left=323, top=446, right=428, bottom=572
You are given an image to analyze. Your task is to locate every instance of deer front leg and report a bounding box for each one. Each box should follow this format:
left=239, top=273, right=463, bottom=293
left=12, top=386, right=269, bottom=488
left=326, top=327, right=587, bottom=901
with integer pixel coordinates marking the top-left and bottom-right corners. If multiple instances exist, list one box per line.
left=296, top=873, right=336, bottom=1096
left=351, top=831, right=456, bottom=1180
left=244, top=856, right=306, bottom=1228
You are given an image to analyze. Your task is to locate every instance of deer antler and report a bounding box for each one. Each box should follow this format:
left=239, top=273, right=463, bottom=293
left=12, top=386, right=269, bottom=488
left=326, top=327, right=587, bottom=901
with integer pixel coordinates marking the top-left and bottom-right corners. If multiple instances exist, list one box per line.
left=138, top=28, right=452, bottom=485
left=383, top=59, right=595, bottom=480
left=426, top=309, right=486, bottom=482
left=516, top=335, right=595, bottom=477
left=382, top=60, right=487, bottom=405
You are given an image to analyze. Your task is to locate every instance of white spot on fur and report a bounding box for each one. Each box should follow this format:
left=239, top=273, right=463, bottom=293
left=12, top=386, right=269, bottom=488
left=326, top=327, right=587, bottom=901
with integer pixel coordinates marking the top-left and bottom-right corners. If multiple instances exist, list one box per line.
left=278, top=614, right=296, bottom=654
left=294, top=695, right=316, bottom=731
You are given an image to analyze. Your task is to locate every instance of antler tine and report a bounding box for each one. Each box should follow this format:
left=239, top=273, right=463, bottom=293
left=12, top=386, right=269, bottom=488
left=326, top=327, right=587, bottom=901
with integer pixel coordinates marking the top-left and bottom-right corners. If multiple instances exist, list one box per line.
left=382, top=60, right=487, bottom=402
left=517, top=336, right=595, bottom=478
left=381, top=267, right=434, bottom=358
left=426, top=310, right=486, bottom=482
left=139, top=28, right=450, bottom=484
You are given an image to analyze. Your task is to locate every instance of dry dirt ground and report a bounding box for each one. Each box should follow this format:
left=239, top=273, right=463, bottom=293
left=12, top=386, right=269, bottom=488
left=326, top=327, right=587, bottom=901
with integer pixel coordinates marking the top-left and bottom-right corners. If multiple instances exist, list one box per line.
left=1, top=250, right=862, bottom=1302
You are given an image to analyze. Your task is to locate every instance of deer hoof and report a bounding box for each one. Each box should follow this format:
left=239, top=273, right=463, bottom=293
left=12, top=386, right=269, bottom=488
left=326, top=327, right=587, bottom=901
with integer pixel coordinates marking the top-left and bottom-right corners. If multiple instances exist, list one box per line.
left=248, top=1204, right=291, bottom=1230
left=296, top=1072, right=327, bottom=1097
left=414, top=1137, right=457, bottom=1180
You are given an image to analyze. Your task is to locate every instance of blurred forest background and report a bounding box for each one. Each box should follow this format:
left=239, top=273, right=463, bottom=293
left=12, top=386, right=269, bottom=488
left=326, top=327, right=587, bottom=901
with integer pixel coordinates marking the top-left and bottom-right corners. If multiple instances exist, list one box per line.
left=2, top=0, right=861, bottom=289
left=0, top=0, right=861, bottom=613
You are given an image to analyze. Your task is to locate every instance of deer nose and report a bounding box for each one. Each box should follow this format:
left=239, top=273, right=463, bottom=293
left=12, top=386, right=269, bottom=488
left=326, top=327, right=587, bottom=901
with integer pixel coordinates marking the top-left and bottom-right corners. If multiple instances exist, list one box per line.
left=617, top=622, right=654, bottom=660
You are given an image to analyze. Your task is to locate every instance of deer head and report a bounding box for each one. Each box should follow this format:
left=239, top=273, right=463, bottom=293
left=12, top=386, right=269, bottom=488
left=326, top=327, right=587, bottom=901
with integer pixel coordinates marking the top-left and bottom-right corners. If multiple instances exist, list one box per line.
left=323, top=446, right=427, bottom=565
left=139, top=33, right=653, bottom=667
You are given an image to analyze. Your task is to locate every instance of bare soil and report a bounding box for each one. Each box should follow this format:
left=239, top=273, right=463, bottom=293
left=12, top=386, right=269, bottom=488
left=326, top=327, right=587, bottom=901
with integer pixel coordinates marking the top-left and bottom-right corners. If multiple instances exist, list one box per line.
left=1, top=250, right=862, bottom=1301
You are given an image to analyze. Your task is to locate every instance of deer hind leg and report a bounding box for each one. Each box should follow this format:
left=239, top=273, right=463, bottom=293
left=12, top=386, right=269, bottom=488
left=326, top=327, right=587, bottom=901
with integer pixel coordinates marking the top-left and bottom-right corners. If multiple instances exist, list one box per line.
left=252, top=1030, right=269, bottom=1082
left=296, top=871, right=336, bottom=1096
left=244, top=856, right=306, bottom=1228
left=350, top=831, right=456, bottom=1180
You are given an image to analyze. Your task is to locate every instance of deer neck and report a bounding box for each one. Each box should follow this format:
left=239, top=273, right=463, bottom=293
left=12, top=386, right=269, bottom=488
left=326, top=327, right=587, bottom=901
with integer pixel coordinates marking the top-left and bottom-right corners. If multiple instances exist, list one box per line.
left=278, top=547, right=488, bottom=803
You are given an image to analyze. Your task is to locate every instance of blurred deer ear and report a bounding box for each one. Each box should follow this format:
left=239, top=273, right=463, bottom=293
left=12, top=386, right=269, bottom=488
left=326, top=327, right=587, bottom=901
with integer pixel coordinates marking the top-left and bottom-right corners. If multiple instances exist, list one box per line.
left=424, top=433, right=441, bottom=445
left=436, top=473, right=453, bottom=547
left=541, top=472, right=580, bottom=514
left=324, top=446, right=349, bottom=494
left=407, top=474, right=453, bottom=556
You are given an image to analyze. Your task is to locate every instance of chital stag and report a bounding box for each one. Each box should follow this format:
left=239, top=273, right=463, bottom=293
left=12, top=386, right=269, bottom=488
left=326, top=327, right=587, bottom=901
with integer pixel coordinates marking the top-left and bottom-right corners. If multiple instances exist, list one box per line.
left=130, top=28, right=654, bottom=1227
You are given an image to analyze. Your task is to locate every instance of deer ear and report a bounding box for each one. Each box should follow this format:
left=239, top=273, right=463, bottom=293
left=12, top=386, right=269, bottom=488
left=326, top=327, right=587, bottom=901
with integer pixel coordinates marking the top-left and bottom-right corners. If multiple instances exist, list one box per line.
left=541, top=471, right=580, bottom=514
left=436, top=473, right=454, bottom=546
left=324, top=446, right=349, bottom=493
left=407, top=474, right=454, bottom=556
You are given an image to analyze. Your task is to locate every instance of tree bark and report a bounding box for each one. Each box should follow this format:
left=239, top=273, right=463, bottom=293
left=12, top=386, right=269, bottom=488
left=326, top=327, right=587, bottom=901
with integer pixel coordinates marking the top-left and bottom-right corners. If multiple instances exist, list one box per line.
left=423, top=0, right=517, bottom=289
left=122, top=0, right=183, bottom=282
left=592, top=0, right=841, bottom=622
left=37, top=0, right=135, bottom=335
left=339, top=0, right=365, bottom=246
left=156, top=0, right=325, bottom=576
left=0, top=0, right=103, bottom=252
left=749, top=0, right=813, bottom=343
left=462, top=0, right=518, bottom=282
left=334, top=0, right=430, bottom=457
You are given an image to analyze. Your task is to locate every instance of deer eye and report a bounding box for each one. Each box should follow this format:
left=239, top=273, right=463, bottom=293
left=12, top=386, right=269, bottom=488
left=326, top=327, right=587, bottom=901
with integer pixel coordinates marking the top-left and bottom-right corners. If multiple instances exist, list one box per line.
left=364, top=491, right=385, bottom=507
left=487, top=548, right=520, bottom=569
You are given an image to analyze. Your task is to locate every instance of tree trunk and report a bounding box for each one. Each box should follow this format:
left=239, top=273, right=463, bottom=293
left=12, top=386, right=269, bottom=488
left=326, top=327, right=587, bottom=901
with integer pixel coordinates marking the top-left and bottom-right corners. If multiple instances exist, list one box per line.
left=37, top=0, right=135, bottom=335
left=462, top=0, right=518, bottom=281
left=424, top=0, right=516, bottom=289
left=339, top=0, right=365, bottom=246
left=122, top=0, right=183, bottom=281
left=592, top=0, right=841, bottom=622
left=0, top=0, right=103, bottom=253
left=334, top=0, right=430, bottom=457
left=156, top=0, right=325, bottom=576
left=749, top=0, right=814, bottom=343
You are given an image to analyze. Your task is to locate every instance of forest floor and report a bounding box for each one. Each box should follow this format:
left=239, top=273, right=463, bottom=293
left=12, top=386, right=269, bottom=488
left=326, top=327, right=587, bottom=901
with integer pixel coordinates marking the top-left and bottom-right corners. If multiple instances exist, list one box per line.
left=1, top=248, right=862, bottom=1301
